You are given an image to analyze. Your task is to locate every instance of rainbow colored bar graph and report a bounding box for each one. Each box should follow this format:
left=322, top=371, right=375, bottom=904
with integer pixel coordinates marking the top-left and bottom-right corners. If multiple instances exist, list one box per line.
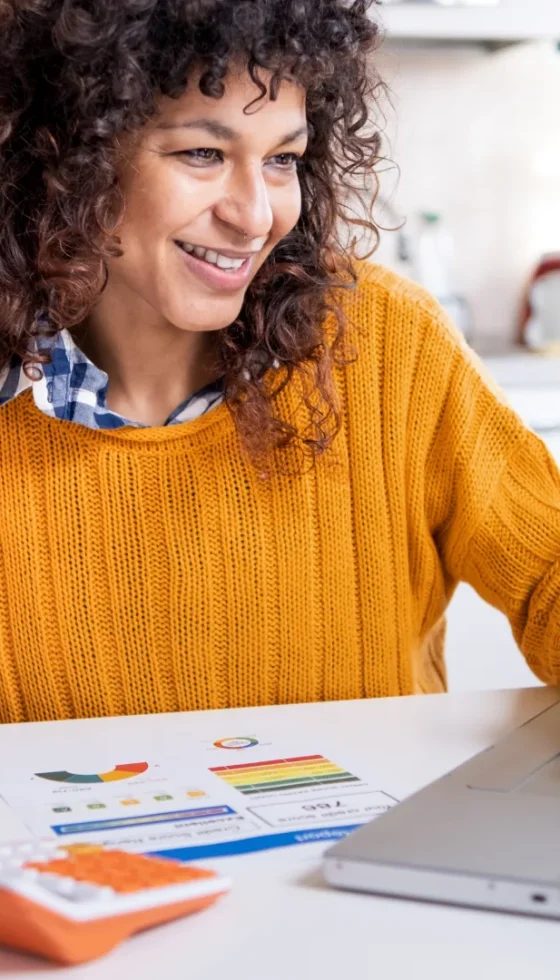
left=209, top=754, right=359, bottom=796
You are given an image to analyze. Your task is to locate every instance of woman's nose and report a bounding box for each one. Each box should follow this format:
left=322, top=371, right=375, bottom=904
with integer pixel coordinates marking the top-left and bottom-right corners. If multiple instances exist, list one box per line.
left=214, top=165, right=273, bottom=241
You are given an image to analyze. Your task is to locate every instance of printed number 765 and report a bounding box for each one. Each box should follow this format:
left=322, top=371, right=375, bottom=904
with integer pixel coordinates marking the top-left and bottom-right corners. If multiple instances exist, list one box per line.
left=301, top=801, right=342, bottom=812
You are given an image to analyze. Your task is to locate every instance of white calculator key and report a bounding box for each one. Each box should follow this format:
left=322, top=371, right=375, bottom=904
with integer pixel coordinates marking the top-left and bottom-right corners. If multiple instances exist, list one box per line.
left=1, top=864, right=25, bottom=882
left=53, top=877, right=78, bottom=898
left=96, top=886, right=116, bottom=902
left=29, top=842, right=58, bottom=857
left=70, top=882, right=106, bottom=903
left=21, top=868, right=40, bottom=882
left=38, top=873, right=77, bottom=898
left=5, top=858, right=24, bottom=871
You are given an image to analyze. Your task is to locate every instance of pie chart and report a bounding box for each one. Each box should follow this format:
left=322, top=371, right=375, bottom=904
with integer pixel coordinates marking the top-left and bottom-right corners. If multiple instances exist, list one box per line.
left=35, top=762, right=148, bottom=784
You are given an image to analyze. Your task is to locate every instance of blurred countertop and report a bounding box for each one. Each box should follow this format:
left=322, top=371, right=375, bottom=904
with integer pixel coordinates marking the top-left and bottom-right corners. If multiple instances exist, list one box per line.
left=475, top=344, right=560, bottom=387
left=473, top=344, right=560, bottom=433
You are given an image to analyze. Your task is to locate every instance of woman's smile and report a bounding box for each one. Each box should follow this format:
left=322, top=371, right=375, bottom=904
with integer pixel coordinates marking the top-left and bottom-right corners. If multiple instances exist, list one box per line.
left=173, top=239, right=262, bottom=291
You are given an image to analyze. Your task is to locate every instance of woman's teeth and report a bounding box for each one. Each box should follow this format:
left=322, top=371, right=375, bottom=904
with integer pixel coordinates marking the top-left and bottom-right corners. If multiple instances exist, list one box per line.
left=177, top=241, right=246, bottom=271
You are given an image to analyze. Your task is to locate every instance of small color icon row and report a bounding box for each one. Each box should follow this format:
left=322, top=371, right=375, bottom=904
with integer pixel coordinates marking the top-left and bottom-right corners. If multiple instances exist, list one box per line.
left=51, top=790, right=207, bottom=813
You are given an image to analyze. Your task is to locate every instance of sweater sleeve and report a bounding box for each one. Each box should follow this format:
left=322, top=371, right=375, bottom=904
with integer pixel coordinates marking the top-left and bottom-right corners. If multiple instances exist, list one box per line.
left=420, top=303, right=560, bottom=685
left=461, top=431, right=560, bottom=683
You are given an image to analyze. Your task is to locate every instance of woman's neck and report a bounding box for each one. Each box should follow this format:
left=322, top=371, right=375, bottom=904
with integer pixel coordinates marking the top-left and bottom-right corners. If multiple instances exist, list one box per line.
left=74, top=290, right=221, bottom=427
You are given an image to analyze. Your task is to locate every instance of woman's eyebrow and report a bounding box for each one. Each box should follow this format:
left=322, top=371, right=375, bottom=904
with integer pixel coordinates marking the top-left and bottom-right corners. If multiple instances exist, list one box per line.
left=273, top=125, right=309, bottom=146
left=156, top=118, right=308, bottom=145
left=157, top=118, right=239, bottom=140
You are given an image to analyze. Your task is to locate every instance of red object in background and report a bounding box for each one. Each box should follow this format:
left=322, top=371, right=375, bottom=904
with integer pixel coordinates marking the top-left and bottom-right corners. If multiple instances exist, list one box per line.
left=518, top=254, right=560, bottom=346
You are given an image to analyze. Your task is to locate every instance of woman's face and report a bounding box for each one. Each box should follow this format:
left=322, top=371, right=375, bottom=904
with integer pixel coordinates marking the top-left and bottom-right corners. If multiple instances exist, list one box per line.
left=108, top=69, right=308, bottom=333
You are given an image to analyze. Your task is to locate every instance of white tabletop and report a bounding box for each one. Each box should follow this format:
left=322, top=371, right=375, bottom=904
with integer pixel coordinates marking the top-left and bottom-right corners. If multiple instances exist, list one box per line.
left=1, top=686, right=560, bottom=980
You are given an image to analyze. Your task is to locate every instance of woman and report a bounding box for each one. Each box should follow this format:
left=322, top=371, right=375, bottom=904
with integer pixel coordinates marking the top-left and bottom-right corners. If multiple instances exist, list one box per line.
left=0, top=0, right=559, bottom=725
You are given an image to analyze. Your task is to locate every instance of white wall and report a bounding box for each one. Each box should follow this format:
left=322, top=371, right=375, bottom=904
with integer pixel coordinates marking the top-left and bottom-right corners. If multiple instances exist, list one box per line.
left=371, top=40, right=560, bottom=345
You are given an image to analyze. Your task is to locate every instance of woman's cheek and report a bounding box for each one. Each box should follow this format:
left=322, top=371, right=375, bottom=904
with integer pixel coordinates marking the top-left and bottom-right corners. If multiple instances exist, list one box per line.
left=274, top=183, right=302, bottom=237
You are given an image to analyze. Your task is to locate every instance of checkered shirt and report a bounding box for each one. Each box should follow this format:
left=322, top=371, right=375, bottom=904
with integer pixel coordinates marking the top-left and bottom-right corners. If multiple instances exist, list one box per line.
left=0, top=329, right=224, bottom=430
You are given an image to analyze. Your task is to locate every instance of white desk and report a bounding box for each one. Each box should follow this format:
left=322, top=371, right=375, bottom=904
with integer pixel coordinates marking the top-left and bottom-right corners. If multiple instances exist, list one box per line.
left=1, top=687, right=559, bottom=980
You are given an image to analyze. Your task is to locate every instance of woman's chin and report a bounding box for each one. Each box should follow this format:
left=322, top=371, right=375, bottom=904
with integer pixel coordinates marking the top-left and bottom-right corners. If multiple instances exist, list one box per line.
left=170, top=299, right=244, bottom=335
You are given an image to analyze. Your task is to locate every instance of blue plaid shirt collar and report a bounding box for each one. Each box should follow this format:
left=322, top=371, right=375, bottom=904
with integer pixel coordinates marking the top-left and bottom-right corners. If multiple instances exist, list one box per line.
left=0, top=328, right=224, bottom=430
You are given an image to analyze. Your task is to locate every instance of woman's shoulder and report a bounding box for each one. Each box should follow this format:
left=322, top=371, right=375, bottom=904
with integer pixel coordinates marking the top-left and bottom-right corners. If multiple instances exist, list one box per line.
left=343, top=259, right=486, bottom=369
left=343, top=259, right=449, bottom=333
left=341, top=260, right=509, bottom=410
left=337, top=259, right=465, bottom=363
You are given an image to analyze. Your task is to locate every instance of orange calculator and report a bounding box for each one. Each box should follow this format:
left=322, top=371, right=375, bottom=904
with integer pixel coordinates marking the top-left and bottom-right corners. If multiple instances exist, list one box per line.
left=0, top=840, right=230, bottom=965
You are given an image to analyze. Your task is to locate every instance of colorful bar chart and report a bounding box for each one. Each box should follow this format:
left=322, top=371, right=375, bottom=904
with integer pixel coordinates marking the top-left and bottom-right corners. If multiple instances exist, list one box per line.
left=209, top=754, right=360, bottom=796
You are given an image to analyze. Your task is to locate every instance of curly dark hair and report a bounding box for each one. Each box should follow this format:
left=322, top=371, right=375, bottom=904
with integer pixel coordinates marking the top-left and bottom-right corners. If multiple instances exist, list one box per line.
left=0, top=0, right=383, bottom=462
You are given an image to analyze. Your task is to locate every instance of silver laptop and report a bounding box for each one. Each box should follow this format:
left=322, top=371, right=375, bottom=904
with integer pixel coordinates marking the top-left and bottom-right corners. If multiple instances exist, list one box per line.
left=324, top=698, right=560, bottom=918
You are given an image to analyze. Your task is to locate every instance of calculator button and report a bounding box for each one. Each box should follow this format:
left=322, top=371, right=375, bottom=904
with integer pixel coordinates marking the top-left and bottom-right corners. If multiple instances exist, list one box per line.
left=4, top=858, right=24, bottom=872
left=20, top=868, right=40, bottom=882
left=34, top=872, right=116, bottom=903
left=94, top=886, right=116, bottom=902
left=37, top=873, right=78, bottom=898
left=0, top=865, right=25, bottom=882
left=71, top=882, right=108, bottom=903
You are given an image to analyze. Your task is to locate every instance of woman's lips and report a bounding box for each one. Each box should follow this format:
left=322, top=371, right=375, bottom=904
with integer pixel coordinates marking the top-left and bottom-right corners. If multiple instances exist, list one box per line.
left=175, top=242, right=255, bottom=291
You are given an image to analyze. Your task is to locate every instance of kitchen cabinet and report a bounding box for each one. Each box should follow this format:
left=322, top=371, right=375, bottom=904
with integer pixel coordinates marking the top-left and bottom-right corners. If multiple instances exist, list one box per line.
left=445, top=351, right=560, bottom=692
left=379, top=0, right=560, bottom=44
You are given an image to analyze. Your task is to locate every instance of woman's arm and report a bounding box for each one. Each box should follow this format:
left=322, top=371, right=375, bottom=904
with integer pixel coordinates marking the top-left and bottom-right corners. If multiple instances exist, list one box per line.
left=422, top=308, right=560, bottom=685
left=457, top=430, right=560, bottom=685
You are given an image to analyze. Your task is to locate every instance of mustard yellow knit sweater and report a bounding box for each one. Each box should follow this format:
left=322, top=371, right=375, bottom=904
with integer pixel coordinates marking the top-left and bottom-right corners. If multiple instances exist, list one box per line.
left=1, top=264, right=560, bottom=724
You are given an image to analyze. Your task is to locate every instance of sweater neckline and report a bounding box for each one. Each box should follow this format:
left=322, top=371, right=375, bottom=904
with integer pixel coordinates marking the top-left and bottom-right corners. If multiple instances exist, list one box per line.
left=23, top=388, right=233, bottom=446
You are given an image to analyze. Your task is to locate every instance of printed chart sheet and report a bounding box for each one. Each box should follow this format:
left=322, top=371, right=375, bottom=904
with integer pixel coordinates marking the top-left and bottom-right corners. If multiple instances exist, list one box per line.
left=0, top=729, right=399, bottom=860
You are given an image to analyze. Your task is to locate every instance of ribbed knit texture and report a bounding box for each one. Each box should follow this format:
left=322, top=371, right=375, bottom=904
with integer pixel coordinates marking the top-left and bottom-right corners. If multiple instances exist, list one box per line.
left=2, top=263, right=560, bottom=724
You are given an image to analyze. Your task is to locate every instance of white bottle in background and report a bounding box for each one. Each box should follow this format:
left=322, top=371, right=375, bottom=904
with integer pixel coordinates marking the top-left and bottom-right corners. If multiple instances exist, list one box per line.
left=415, top=211, right=455, bottom=301
left=415, top=211, right=473, bottom=342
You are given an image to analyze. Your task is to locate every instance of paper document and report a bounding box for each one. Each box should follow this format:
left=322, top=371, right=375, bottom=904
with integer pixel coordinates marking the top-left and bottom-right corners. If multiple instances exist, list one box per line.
left=0, top=731, right=398, bottom=860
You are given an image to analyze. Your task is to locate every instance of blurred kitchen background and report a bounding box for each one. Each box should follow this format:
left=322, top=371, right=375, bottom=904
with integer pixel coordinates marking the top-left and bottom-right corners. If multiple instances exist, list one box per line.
left=367, top=0, right=560, bottom=692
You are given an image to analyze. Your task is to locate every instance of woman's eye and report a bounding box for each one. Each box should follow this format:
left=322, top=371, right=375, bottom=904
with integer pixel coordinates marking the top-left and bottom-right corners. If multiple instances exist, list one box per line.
left=178, top=148, right=223, bottom=165
left=268, top=153, right=301, bottom=171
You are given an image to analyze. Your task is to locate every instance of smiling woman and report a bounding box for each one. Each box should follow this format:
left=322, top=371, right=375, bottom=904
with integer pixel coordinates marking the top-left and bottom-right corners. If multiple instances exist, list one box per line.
left=100, top=70, right=309, bottom=373
left=0, top=0, right=382, bottom=443
left=2, top=0, right=560, bottom=725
